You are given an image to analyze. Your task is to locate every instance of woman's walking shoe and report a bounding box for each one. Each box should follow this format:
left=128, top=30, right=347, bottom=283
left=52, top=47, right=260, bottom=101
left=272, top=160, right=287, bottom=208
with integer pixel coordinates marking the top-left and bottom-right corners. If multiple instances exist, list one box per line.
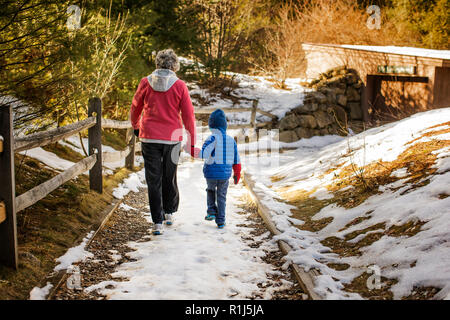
left=165, top=213, right=173, bottom=225
left=205, top=214, right=216, bottom=221
left=153, top=223, right=164, bottom=235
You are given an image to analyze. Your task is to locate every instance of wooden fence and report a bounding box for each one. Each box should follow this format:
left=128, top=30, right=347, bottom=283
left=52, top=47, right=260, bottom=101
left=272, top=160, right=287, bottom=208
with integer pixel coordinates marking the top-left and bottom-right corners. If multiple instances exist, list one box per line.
left=0, top=98, right=136, bottom=269
left=194, top=100, right=278, bottom=130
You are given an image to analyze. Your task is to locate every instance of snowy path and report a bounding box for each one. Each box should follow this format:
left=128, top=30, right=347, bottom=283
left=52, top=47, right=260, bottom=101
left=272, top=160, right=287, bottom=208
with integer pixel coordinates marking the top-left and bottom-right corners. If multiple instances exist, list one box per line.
left=77, top=159, right=295, bottom=300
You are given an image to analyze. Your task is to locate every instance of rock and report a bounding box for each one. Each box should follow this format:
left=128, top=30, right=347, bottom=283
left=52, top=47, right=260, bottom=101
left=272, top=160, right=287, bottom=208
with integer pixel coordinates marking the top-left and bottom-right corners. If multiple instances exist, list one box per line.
left=329, top=123, right=345, bottom=135
left=348, top=102, right=363, bottom=120
left=319, top=104, right=329, bottom=111
left=279, top=114, right=300, bottom=131
left=345, top=73, right=358, bottom=85
left=297, top=115, right=317, bottom=129
left=279, top=130, right=298, bottom=143
left=294, top=102, right=318, bottom=114
left=305, top=91, right=327, bottom=104
left=295, top=127, right=313, bottom=139
left=319, top=88, right=337, bottom=104
left=329, top=105, right=347, bottom=127
left=334, top=85, right=346, bottom=95
left=314, top=110, right=334, bottom=128
left=346, top=87, right=361, bottom=102
left=336, top=94, right=347, bottom=107
left=323, top=75, right=347, bottom=87
left=319, top=128, right=329, bottom=135
left=353, top=80, right=363, bottom=89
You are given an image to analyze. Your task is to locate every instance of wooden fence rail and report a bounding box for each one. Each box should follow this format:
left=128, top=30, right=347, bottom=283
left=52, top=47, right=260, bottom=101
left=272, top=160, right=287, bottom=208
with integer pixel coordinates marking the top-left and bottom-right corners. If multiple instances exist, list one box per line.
left=0, top=98, right=136, bottom=269
left=194, top=100, right=278, bottom=130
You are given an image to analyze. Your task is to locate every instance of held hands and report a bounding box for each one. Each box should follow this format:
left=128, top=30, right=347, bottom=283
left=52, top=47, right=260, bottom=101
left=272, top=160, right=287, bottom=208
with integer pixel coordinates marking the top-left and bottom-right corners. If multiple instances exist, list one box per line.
left=232, top=163, right=241, bottom=185
left=183, top=144, right=200, bottom=158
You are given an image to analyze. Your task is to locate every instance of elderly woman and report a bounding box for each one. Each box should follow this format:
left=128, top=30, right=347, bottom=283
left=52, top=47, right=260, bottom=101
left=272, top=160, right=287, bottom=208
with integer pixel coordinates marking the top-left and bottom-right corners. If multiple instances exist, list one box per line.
left=130, top=49, right=196, bottom=235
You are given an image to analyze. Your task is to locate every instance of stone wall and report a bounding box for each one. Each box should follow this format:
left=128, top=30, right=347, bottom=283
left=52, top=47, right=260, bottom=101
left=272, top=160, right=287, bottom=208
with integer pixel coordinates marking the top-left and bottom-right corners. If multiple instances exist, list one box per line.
left=278, top=66, right=363, bottom=143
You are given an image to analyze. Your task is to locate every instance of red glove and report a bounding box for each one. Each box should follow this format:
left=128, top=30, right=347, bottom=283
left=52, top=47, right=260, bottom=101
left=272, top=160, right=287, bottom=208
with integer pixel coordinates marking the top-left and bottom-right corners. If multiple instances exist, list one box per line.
left=232, top=163, right=241, bottom=184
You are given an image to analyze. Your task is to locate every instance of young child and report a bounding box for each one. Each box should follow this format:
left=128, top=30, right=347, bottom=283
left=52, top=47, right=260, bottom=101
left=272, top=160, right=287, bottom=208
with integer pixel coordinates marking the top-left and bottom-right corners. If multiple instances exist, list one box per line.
left=192, top=109, right=241, bottom=229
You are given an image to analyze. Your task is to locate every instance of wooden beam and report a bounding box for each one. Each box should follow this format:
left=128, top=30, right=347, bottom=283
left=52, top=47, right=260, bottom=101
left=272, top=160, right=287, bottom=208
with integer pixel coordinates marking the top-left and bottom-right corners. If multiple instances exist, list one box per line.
left=15, top=155, right=97, bottom=213
left=376, top=75, right=429, bottom=83
left=101, top=118, right=132, bottom=129
left=14, top=117, right=96, bottom=153
left=0, top=104, right=18, bottom=269
left=125, top=128, right=136, bottom=170
left=256, top=108, right=278, bottom=120
left=250, top=100, right=258, bottom=129
left=88, top=98, right=103, bottom=194
left=195, top=106, right=277, bottom=120
left=195, top=107, right=254, bottom=114
left=243, top=172, right=322, bottom=300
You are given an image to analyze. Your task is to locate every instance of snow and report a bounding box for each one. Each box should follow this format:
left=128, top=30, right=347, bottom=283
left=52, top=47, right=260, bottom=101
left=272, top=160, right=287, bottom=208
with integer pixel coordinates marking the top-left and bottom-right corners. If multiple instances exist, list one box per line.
left=19, top=147, right=76, bottom=172
left=54, top=231, right=94, bottom=272
left=244, top=108, right=450, bottom=299
left=340, top=45, right=450, bottom=60
left=189, top=73, right=307, bottom=123
left=119, top=203, right=137, bottom=211
left=29, top=282, right=53, bottom=300
left=84, top=161, right=290, bottom=299
left=112, top=171, right=146, bottom=199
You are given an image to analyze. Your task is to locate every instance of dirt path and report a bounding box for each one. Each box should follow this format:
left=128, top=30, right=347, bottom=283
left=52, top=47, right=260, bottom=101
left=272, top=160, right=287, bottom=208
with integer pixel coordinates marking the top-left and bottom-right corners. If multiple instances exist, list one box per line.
left=52, top=161, right=305, bottom=300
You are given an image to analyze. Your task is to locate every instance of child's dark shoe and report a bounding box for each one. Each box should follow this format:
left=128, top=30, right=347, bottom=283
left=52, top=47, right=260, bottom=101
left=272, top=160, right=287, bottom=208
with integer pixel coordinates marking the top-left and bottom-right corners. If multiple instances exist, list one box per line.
left=217, top=223, right=226, bottom=229
left=205, top=214, right=216, bottom=221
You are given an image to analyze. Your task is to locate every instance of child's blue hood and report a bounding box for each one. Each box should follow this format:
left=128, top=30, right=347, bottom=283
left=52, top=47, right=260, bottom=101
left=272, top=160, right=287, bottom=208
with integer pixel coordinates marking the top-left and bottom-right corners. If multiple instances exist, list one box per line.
left=208, top=109, right=227, bottom=132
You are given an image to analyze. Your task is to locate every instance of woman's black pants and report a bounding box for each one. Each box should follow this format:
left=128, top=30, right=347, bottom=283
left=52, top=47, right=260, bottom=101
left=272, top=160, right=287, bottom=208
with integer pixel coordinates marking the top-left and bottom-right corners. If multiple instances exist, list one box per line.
left=141, top=142, right=181, bottom=224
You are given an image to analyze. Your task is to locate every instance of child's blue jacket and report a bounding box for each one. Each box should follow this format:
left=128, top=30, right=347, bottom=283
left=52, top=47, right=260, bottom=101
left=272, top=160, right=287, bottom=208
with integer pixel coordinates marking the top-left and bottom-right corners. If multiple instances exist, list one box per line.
left=200, top=109, right=240, bottom=180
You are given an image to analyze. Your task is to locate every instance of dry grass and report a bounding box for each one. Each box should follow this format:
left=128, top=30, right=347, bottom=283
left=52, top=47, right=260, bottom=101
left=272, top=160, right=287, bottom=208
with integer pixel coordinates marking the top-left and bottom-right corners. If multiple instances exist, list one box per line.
left=254, top=0, right=414, bottom=81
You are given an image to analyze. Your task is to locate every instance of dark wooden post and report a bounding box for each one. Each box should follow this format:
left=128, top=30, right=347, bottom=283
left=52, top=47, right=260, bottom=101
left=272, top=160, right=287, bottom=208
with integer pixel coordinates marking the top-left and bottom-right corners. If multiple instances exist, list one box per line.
left=362, top=75, right=375, bottom=123
left=250, top=100, right=258, bottom=129
left=88, top=98, right=103, bottom=194
left=0, top=104, right=18, bottom=269
left=125, top=128, right=135, bottom=170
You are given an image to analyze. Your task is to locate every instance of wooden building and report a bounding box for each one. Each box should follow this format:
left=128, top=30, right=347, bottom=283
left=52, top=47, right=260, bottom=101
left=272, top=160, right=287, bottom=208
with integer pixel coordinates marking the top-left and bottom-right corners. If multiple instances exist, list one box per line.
left=302, top=43, right=450, bottom=121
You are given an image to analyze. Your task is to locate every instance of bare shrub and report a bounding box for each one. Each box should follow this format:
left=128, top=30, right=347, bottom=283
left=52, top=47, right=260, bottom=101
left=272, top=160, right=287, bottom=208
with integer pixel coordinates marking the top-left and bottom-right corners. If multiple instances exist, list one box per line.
left=255, top=0, right=414, bottom=83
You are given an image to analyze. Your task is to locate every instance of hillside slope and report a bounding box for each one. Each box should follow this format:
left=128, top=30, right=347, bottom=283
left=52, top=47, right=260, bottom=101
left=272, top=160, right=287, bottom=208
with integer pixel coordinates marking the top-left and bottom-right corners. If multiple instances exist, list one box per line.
left=244, top=108, right=450, bottom=299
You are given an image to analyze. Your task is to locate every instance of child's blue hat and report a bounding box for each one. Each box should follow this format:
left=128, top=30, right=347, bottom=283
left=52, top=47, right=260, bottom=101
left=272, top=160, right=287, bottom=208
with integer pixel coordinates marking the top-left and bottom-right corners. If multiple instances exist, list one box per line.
left=208, top=109, right=228, bottom=131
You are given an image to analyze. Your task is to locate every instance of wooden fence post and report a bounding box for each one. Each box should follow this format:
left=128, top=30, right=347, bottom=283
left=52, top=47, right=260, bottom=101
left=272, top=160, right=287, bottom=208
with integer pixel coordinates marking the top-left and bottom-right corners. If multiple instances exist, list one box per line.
left=125, top=128, right=135, bottom=170
left=250, top=100, right=258, bottom=129
left=88, top=98, right=103, bottom=194
left=0, top=104, right=18, bottom=269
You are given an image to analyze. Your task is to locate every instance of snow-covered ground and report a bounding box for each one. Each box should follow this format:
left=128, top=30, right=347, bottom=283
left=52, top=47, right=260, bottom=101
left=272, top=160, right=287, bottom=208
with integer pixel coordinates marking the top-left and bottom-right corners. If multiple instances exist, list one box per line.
left=30, top=156, right=291, bottom=300
left=85, top=159, right=289, bottom=300
left=244, top=108, right=450, bottom=299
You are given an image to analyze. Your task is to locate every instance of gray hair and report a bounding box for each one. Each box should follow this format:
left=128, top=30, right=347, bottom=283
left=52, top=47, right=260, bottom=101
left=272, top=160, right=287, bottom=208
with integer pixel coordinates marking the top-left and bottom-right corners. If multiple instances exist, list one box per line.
left=155, top=49, right=180, bottom=72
